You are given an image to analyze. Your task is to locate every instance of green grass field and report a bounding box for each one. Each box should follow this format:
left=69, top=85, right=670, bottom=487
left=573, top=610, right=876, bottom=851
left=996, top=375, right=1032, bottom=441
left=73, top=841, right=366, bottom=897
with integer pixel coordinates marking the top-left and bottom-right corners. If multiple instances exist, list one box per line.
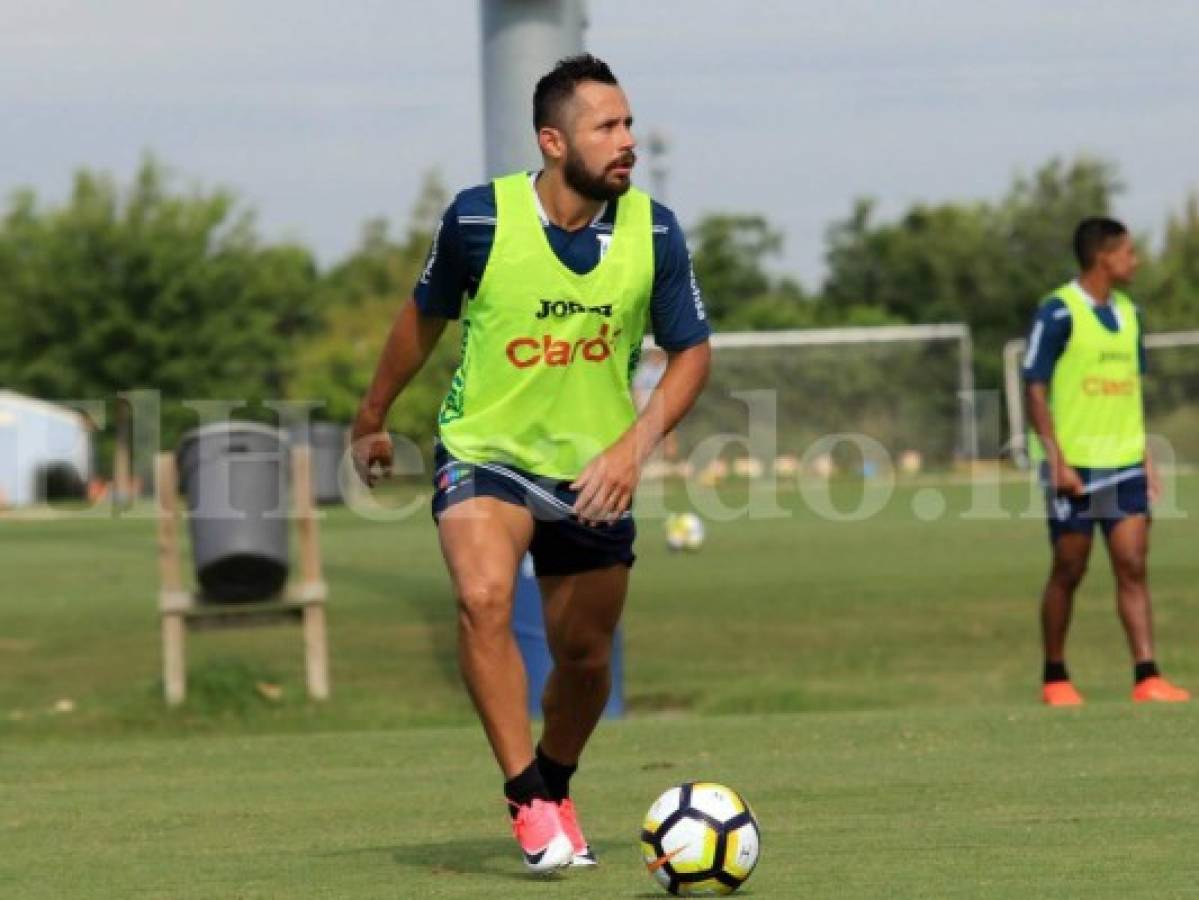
left=3, top=477, right=1198, bottom=897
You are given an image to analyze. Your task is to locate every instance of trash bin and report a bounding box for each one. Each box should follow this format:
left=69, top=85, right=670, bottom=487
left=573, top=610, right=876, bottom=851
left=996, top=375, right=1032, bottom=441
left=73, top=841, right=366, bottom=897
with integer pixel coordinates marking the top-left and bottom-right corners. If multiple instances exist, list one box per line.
left=290, top=421, right=345, bottom=506
left=177, top=422, right=290, bottom=603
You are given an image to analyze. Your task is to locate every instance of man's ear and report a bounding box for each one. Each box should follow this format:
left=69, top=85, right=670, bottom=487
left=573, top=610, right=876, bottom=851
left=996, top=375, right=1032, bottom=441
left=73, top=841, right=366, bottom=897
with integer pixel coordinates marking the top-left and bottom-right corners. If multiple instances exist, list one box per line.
left=538, top=125, right=566, bottom=162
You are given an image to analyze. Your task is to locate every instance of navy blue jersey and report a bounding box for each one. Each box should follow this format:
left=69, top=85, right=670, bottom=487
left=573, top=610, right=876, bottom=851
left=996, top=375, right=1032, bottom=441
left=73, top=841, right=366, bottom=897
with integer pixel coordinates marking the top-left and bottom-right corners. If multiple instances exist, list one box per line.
left=414, top=175, right=709, bottom=352
left=1022, top=284, right=1148, bottom=384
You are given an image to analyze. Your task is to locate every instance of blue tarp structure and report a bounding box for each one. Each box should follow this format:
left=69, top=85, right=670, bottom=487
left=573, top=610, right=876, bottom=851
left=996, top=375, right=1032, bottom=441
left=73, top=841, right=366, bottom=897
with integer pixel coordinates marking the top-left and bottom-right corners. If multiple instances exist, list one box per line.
left=512, top=554, right=624, bottom=718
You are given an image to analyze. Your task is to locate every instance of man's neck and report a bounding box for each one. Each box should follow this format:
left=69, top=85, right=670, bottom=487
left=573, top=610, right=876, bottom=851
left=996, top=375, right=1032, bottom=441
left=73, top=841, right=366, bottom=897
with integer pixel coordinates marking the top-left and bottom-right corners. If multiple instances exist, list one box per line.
left=1077, top=271, right=1113, bottom=305
left=533, top=168, right=604, bottom=231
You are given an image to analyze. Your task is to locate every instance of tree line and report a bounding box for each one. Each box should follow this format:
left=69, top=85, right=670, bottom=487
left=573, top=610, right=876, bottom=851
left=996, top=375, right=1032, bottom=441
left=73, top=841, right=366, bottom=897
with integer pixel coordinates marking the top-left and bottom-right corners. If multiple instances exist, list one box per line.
left=1, top=156, right=1196, bottom=457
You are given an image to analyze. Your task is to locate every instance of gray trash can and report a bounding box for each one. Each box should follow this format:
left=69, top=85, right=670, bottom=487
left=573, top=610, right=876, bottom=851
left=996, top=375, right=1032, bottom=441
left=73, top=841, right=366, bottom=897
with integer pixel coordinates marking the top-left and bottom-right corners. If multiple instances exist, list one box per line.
left=290, top=421, right=345, bottom=506
left=177, top=422, right=290, bottom=603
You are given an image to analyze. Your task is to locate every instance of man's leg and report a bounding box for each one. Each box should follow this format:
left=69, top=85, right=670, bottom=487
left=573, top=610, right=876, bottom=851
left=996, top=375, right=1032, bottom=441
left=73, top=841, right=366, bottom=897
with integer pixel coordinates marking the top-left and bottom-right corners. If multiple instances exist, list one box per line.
left=1104, top=514, right=1154, bottom=663
left=438, top=497, right=575, bottom=871
left=1108, top=515, right=1190, bottom=702
left=538, top=564, right=629, bottom=765
left=437, top=497, right=536, bottom=778
left=1039, top=530, right=1092, bottom=705
left=534, top=563, right=628, bottom=865
left=1041, top=531, right=1093, bottom=664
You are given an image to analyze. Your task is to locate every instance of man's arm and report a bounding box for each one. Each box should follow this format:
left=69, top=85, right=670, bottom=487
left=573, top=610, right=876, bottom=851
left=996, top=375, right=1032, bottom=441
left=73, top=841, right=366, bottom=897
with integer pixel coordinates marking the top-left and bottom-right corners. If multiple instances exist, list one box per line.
left=1023, top=298, right=1084, bottom=496
left=350, top=192, right=471, bottom=485
left=1136, top=307, right=1159, bottom=501
left=572, top=340, right=711, bottom=524
left=573, top=201, right=710, bottom=524
left=350, top=299, right=448, bottom=485
left=627, top=342, right=711, bottom=459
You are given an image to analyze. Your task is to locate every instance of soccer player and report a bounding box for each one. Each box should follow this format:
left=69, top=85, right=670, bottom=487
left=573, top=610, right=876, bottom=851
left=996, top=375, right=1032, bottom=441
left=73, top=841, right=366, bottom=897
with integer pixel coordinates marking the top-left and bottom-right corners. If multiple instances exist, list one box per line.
left=1023, top=217, right=1189, bottom=707
left=350, top=54, right=711, bottom=871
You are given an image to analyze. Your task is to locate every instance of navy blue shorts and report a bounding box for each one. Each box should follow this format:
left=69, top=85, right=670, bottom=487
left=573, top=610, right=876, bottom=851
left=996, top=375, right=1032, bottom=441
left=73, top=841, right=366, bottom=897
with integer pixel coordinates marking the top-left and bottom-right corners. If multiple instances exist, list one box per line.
left=431, top=444, right=636, bottom=577
left=1040, top=463, right=1149, bottom=543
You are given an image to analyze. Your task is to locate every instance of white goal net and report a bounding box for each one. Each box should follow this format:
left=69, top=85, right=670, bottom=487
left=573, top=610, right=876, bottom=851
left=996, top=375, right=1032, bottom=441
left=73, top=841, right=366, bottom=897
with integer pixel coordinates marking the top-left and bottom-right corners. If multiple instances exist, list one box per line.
left=642, top=324, right=976, bottom=477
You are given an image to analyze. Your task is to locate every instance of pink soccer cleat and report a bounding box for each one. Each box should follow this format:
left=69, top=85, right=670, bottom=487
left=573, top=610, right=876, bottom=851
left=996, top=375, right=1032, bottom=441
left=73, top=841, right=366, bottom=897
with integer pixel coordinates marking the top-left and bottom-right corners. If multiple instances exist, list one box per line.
left=510, top=798, right=573, bottom=873
left=558, top=798, right=598, bottom=866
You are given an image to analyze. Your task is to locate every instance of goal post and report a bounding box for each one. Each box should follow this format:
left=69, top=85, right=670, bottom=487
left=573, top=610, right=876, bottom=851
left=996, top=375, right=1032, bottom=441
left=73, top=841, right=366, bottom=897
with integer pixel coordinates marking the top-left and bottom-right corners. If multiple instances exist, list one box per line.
left=645, top=324, right=977, bottom=472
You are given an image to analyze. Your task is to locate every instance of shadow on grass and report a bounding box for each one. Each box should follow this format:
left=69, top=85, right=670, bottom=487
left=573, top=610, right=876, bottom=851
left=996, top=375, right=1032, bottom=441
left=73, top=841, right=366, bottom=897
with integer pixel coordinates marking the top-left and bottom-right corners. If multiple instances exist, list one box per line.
left=326, top=839, right=759, bottom=896
left=325, top=561, right=461, bottom=689
left=322, top=837, right=560, bottom=883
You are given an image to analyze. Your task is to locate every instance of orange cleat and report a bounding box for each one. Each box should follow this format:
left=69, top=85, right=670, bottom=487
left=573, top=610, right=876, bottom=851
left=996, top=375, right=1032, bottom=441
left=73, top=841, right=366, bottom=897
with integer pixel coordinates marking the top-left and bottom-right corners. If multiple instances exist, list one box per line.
left=1042, top=681, right=1085, bottom=706
left=1132, top=677, right=1190, bottom=703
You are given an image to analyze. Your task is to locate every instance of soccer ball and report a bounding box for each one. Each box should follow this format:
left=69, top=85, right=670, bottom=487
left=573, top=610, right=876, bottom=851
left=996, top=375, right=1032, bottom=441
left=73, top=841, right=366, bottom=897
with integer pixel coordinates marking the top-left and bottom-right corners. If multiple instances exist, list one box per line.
left=641, top=782, right=760, bottom=896
left=665, top=512, right=705, bottom=552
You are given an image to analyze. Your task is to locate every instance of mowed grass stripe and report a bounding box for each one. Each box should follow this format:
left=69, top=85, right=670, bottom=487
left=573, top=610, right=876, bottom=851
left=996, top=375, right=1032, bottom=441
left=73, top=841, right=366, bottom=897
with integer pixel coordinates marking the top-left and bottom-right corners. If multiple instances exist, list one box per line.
left=3, top=478, right=1197, bottom=736
left=3, top=706, right=1197, bottom=898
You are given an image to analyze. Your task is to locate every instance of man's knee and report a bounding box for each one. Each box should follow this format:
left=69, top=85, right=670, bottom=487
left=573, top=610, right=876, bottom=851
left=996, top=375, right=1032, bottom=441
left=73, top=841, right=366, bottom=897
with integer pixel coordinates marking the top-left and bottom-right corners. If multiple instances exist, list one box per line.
left=456, top=580, right=513, bottom=636
left=1113, top=551, right=1148, bottom=585
left=551, top=630, right=615, bottom=676
left=1050, top=553, right=1088, bottom=590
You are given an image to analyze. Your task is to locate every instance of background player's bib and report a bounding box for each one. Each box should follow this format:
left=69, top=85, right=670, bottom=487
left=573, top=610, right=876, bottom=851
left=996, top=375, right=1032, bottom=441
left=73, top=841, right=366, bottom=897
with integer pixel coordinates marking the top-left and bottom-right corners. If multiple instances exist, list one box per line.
left=1031, top=281, right=1145, bottom=468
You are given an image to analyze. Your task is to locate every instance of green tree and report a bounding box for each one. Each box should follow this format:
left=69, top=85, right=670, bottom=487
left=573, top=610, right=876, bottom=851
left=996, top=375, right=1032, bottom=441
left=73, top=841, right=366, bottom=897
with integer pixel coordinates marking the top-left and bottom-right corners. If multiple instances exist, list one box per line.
left=1140, top=194, right=1199, bottom=329
left=689, top=214, right=821, bottom=329
left=0, top=157, right=321, bottom=446
left=821, top=156, right=1124, bottom=386
left=320, top=170, right=448, bottom=308
left=823, top=197, right=999, bottom=325
left=289, top=170, right=458, bottom=443
left=689, top=215, right=779, bottom=323
left=996, top=156, right=1121, bottom=321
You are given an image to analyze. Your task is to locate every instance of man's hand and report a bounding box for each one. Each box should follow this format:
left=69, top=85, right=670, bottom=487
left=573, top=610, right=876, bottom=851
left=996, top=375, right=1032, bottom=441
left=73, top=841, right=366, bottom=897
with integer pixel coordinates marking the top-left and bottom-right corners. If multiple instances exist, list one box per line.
left=568, top=341, right=709, bottom=526
left=1024, top=383, right=1084, bottom=497
left=1052, top=459, right=1086, bottom=498
left=571, top=436, right=641, bottom=526
left=350, top=412, right=394, bottom=488
left=348, top=298, right=448, bottom=488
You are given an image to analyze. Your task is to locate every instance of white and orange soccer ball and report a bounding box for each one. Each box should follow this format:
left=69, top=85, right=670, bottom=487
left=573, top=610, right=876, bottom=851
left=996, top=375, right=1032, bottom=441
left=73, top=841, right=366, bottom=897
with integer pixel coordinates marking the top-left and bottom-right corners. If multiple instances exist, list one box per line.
left=641, top=782, right=760, bottom=896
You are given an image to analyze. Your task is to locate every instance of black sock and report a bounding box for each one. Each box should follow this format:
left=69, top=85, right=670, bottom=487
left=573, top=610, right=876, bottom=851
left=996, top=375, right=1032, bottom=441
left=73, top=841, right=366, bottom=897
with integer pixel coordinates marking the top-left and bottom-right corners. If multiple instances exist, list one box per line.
left=536, top=744, right=577, bottom=802
left=504, top=760, right=549, bottom=817
left=1043, top=660, right=1070, bottom=684
left=1134, top=660, right=1160, bottom=684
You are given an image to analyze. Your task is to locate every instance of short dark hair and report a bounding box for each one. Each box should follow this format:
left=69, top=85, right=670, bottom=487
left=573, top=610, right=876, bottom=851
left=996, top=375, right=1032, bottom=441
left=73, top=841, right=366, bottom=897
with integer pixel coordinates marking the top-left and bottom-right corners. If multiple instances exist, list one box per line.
left=533, top=53, right=618, bottom=130
left=1073, top=217, right=1128, bottom=269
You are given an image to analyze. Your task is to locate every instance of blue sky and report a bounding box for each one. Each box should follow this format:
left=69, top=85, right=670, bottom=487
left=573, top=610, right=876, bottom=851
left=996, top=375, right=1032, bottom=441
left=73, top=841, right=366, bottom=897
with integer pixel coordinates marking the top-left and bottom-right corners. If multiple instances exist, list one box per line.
left=3, top=1, right=1197, bottom=284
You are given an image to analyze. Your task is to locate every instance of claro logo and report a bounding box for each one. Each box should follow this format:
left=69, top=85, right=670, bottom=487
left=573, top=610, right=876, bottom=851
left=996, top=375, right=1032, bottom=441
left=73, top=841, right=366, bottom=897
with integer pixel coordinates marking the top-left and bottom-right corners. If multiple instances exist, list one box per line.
left=1082, top=376, right=1135, bottom=396
left=506, top=324, right=623, bottom=369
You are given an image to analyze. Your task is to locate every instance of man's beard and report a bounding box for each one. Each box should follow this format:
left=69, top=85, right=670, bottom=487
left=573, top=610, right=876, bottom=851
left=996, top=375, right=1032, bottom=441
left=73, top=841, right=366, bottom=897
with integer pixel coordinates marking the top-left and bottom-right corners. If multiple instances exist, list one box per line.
left=563, top=148, right=636, bottom=202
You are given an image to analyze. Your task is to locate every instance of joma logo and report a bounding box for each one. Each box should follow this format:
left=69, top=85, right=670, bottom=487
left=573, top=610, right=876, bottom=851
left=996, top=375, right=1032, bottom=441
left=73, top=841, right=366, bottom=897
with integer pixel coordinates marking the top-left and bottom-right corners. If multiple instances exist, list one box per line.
left=535, top=299, right=613, bottom=319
